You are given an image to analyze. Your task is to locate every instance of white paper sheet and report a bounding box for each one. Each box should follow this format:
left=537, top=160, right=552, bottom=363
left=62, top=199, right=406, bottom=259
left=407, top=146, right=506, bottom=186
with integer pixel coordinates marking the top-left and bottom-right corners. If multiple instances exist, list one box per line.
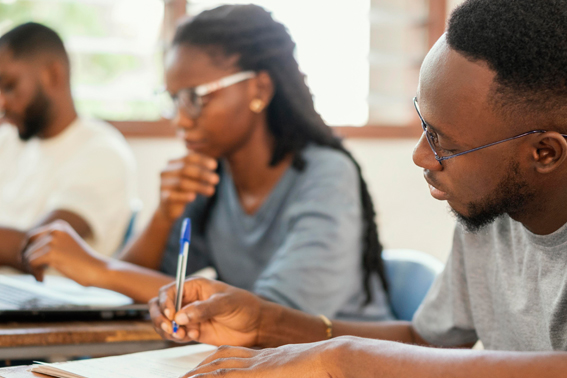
left=31, top=344, right=217, bottom=378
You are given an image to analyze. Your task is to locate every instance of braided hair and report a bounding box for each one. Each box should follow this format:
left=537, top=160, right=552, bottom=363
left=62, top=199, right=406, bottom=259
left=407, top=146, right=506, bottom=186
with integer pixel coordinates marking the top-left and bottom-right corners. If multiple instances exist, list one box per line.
left=173, top=4, right=388, bottom=304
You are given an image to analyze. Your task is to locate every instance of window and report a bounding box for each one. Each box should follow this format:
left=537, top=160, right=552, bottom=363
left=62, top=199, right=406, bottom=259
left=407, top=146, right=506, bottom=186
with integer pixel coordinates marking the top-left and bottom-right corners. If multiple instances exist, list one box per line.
left=187, top=0, right=371, bottom=127
left=0, top=0, right=448, bottom=137
left=0, top=0, right=165, bottom=121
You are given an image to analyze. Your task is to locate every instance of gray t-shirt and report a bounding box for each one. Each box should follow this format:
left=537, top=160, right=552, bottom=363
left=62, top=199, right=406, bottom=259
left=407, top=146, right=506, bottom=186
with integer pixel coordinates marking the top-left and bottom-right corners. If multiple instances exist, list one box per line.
left=160, top=144, right=392, bottom=320
left=413, top=215, right=567, bottom=351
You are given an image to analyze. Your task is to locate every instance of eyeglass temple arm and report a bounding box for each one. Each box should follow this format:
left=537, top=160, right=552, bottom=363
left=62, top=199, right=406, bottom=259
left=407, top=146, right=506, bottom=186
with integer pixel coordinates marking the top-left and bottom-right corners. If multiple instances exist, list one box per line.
left=437, top=130, right=548, bottom=162
left=195, top=71, right=256, bottom=96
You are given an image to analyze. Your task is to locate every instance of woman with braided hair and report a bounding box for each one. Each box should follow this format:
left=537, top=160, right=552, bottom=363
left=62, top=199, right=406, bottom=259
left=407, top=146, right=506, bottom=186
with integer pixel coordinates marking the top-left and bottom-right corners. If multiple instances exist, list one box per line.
left=23, top=4, right=393, bottom=321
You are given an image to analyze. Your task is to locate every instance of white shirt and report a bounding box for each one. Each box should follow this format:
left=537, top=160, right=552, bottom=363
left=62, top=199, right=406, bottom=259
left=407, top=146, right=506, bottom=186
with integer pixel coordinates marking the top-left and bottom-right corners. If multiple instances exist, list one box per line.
left=0, top=118, right=137, bottom=256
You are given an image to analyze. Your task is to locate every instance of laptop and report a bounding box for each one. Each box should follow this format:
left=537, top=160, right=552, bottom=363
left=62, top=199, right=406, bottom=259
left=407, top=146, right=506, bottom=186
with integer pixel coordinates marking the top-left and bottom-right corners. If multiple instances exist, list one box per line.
left=0, top=274, right=148, bottom=322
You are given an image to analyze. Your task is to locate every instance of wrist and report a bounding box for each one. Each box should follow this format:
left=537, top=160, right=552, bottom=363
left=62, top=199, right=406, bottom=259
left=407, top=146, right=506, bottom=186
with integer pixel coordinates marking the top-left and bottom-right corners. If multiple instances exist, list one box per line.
left=320, top=338, right=350, bottom=378
left=1, top=229, right=28, bottom=271
left=86, top=255, right=112, bottom=288
left=153, top=207, right=177, bottom=229
left=325, top=336, right=376, bottom=378
left=256, top=300, right=279, bottom=347
left=256, top=300, right=329, bottom=348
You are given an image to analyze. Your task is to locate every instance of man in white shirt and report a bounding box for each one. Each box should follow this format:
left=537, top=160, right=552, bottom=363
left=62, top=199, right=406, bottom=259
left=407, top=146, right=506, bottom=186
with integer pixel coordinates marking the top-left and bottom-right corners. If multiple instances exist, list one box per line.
left=0, top=22, right=136, bottom=270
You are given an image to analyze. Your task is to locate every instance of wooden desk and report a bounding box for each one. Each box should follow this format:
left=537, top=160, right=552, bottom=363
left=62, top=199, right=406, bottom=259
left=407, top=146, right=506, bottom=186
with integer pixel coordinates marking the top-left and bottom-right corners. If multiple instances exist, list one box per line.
left=0, top=320, right=172, bottom=361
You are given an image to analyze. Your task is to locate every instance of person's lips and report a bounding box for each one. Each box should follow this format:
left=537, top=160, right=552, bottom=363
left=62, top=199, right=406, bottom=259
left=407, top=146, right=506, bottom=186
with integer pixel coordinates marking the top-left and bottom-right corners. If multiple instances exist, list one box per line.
left=428, top=184, right=449, bottom=201
left=0, top=112, right=15, bottom=126
left=184, top=139, right=207, bottom=151
left=424, top=175, right=449, bottom=201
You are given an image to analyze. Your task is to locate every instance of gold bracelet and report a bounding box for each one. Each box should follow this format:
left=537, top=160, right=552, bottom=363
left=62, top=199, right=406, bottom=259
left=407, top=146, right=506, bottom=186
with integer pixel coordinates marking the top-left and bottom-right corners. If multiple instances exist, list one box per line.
left=318, top=314, right=333, bottom=339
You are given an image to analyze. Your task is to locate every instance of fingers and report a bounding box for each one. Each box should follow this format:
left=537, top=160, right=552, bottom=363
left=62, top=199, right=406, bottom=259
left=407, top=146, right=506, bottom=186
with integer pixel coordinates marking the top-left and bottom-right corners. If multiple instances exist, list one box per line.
left=183, top=153, right=218, bottom=171
left=158, top=282, right=177, bottom=321
left=26, top=224, right=54, bottom=243
left=150, top=297, right=186, bottom=341
left=22, top=236, right=54, bottom=281
left=24, top=245, right=53, bottom=268
left=149, top=297, right=169, bottom=335
left=163, top=180, right=215, bottom=197
left=182, top=360, right=249, bottom=378
left=26, top=219, right=73, bottom=244
left=198, top=346, right=256, bottom=367
left=182, top=346, right=258, bottom=378
left=161, top=153, right=219, bottom=196
left=163, top=154, right=218, bottom=184
left=161, top=189, right=197, bottom=203
left=173, top=279, right=229, bottom=325
left=175, top=297, right=223, bottom=326
left=150, top=296, right=196, bottom=342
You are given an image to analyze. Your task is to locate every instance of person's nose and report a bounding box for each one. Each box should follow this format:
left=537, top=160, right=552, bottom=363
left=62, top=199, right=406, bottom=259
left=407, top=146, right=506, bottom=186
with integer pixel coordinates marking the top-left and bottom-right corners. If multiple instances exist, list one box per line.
left=173, top=108, right=196, bottom=131
left=0, top=92, right=7, bottom=117
left=412, top=132, right=443, bottom=171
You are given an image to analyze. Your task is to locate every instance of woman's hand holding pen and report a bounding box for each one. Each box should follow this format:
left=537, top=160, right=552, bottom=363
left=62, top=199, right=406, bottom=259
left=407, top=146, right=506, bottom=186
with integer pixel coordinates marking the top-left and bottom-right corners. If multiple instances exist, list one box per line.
left=149, top=277, right=263, bottom=347
left=158, top=153, right=219, bottom=220
left=21, top=220, right=107, bottom=285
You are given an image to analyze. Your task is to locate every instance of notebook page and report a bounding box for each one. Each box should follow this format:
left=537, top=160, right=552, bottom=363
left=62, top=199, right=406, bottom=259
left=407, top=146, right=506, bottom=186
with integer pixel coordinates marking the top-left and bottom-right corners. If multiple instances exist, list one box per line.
left=31, top=344, right=217, bottom=378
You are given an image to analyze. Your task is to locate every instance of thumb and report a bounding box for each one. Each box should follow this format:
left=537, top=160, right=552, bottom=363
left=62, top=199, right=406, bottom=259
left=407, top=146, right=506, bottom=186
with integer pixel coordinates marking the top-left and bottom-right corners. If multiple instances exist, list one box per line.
left=176, top=294, right=227, bottom=325
left=32, top=266, right=45, bottom=282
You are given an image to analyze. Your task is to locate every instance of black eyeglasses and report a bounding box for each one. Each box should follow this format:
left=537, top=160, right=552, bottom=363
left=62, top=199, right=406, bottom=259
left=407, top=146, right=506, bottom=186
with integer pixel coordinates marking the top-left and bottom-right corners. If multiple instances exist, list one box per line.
left=413, top=96, right=567, bottom=164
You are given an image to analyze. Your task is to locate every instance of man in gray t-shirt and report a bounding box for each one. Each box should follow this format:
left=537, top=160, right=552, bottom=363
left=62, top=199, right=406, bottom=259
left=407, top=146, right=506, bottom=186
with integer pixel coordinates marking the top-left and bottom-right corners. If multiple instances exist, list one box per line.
left=150, top=1, right=567, bottom=376
left=414, top=216, right=567, bottom=351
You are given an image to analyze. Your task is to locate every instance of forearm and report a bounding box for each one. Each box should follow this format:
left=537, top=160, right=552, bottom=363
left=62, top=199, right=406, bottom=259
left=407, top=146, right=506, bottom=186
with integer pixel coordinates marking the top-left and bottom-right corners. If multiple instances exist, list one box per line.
left=256, top=301, right=330, bottom=347
left=0, top=227, right=26, bottom=270
left=333, top=319, right=429, bottom=345
left=256, top=301, right=424, bottom=348
left=329, top=336, right=567, bottom=378
left=119, top=209, right=175, bottom=269
left=95, top=257, right=174, bottom=303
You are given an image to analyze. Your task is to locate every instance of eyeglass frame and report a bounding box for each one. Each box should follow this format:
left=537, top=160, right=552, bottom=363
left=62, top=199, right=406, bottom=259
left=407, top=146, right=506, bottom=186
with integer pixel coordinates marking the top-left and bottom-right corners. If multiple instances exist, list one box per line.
left=413, top=96, right=567, bottom=164
left=165, top=71, right=257, bottom=119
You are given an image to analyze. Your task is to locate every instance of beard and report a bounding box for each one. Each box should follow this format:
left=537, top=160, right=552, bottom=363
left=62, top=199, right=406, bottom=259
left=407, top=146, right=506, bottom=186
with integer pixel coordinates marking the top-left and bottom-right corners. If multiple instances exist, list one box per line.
left=18, top=86, right=52, bottom=141
left=451, top=161, right=536, bottom=233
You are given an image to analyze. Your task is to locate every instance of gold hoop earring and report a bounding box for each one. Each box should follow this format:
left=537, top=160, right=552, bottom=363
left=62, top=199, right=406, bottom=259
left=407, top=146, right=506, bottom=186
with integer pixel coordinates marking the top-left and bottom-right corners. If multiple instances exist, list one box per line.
left=249, top=99, right=265, bottom=113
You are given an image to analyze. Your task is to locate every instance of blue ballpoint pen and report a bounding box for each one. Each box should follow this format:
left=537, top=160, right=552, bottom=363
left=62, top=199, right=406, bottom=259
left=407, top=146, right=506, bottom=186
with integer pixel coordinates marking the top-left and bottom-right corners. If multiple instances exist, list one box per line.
left=173, top=218, right=191, bottom=334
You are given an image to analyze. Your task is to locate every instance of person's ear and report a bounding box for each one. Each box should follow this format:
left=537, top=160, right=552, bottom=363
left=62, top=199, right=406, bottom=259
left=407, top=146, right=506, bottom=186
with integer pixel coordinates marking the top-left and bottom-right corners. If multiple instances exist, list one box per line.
left=531, top=131, right=567, bottom=174
left=249, top=71, right=274, bottom=113
left=40, top=59, right=68, bottom=94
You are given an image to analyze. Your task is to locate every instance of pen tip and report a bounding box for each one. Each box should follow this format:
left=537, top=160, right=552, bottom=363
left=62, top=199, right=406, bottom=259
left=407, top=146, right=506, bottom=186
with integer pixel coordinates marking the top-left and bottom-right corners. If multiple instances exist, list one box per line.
left=172, top=321, right=178, bottom=334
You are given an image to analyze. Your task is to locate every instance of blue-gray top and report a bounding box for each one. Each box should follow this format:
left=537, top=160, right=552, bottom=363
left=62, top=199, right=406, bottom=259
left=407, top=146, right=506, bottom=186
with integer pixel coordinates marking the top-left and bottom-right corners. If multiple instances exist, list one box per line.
left=160, top=144, right=393, bottom=320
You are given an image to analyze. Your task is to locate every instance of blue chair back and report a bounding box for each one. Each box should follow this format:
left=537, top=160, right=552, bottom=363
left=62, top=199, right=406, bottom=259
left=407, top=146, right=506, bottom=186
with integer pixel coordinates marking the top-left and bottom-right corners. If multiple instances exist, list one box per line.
left=382, top=249, right=444, bottom=321
left=120, top=199, right=143, bottom=249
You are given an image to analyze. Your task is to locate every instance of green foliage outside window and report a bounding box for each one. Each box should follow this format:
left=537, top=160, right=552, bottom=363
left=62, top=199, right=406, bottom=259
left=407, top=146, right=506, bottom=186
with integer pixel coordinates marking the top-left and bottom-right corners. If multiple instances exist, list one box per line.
left=0, top=0, right=164, bottom=121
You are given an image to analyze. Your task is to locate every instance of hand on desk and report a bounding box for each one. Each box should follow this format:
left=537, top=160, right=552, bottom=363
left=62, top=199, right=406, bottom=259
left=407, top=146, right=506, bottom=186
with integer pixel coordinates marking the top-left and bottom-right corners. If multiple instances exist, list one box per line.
left=149, top=277, right=262, bottom=347
left=181, top=341, right=339, bottom=378
left=158, top=152, right=219, bottom=221
left=22, top=220, right=106, bottom=285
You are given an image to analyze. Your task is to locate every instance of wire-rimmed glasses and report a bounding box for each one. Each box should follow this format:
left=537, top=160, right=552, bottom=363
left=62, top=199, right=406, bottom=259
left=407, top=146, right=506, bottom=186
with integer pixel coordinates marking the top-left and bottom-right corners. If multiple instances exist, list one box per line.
left=413, top=96, right=567, bottom=164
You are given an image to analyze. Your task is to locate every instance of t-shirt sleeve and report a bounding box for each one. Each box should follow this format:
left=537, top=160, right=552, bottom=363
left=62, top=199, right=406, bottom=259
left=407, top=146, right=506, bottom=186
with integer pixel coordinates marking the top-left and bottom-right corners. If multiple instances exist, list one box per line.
left=412, top=225, right=478, bottom=347
left=252, top=152, right=364, bottom=318
left=44, top=141, right=135, bottom=255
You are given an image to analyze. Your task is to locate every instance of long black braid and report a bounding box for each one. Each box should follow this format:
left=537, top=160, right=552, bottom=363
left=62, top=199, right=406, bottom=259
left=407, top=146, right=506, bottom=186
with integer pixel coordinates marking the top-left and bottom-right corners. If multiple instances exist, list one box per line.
left=173, top=4, right=388, bottom=304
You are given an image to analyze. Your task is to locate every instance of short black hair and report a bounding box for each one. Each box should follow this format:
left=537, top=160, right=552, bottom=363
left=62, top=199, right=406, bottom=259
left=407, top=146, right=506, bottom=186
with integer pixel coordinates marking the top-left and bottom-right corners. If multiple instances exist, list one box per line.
left=447, top=0, right=567, bottom=126
left=0, top=22, right=68, bottom=63
left=173, top=4, right=389, bottom=305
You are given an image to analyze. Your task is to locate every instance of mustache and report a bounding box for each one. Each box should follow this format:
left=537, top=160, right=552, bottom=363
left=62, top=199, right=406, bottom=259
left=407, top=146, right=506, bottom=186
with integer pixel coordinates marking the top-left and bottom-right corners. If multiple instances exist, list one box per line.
left=424, top=171, right=443, bottom=189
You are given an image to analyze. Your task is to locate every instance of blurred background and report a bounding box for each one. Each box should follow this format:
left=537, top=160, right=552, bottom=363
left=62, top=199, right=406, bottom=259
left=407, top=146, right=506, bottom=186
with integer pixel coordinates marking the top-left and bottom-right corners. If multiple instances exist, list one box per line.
left=0, top=0, right=467, bottom=262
